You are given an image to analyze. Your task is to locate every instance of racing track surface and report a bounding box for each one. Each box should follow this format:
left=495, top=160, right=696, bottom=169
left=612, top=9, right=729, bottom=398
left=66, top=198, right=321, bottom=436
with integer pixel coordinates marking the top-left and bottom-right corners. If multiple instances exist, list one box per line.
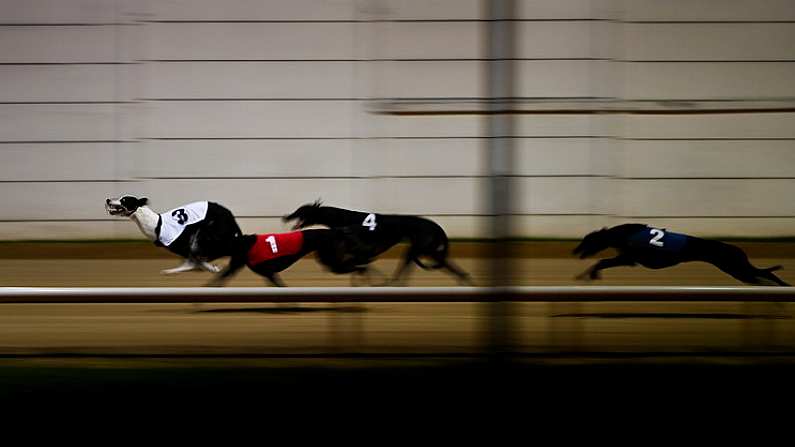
left=3, top=255, right=795, bottom=405
left=1, top=256, right=795, bottom=355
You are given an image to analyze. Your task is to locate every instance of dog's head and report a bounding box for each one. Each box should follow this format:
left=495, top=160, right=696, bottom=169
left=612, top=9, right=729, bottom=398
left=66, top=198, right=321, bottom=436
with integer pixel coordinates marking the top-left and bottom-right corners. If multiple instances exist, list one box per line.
left=282, top=199, right=323, bottom=230
left=572, top=227, right=612, bottom=259
left=105, top=195, right=149, bottom=217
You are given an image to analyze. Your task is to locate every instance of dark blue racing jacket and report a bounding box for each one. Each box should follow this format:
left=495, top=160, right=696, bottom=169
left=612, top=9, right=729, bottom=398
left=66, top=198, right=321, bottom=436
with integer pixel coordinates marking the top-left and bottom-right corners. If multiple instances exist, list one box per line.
left=627, top=226, right=688, bottom=254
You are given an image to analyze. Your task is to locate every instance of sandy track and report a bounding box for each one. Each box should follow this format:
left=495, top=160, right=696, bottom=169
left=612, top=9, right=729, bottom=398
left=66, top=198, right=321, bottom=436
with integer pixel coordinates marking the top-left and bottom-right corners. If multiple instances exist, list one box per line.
left=1, top=257, right=794, bottom=356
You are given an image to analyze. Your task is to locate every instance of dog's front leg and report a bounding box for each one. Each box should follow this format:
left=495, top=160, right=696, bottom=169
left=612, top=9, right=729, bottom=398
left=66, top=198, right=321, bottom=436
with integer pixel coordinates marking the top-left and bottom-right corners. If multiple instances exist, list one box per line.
left=198, top=260, right=221, bottom=273
left=575, top=256, right=634, bottom=281
left=161, top=259, right=200, bottom=275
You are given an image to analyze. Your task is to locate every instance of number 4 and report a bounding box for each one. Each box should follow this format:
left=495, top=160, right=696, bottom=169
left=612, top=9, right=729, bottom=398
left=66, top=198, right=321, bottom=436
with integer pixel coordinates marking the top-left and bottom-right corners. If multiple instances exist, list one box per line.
left=362, top=213, right=377, bottom=231
left=649, top=228, right=665, bottom=247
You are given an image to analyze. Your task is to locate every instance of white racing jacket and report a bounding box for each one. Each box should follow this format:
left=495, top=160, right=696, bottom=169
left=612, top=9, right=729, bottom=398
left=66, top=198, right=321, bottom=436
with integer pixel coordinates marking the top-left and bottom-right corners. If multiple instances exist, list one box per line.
left=156, top=201, right=209, bottom=247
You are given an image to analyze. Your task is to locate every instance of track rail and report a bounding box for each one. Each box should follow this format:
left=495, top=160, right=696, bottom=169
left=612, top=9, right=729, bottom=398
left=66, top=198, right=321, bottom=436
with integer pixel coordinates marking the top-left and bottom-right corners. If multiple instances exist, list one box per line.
left=1, top=286, right=794, bottom=303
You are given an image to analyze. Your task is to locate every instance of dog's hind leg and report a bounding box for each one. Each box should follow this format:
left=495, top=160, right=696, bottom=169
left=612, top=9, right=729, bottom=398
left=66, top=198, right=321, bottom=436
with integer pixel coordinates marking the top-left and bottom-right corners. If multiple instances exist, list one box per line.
left=351, top=266, right=388, bottom=287
left=709, top=256, right=790, bottom=286
left=440, top=259, right=473, bottom=286
left=265, top=273, right=286, bottom=287
left=755, top=267, right=791, bottom=287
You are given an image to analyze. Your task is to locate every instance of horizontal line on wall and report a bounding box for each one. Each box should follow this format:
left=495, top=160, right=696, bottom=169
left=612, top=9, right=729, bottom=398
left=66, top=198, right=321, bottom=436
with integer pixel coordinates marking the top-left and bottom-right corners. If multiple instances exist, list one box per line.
left=0, top=140, right=135, bottom=144
left=138, top=19, right=605, bottom=24
left=138, top=96, right=611, bottom=102
left=623, top=59, right=795, bottom=63
left=0, top=219, right=123, bottom=223
left=0, top=62, right=137, bottom=65
left=625, top=216, right=795, bottom=219
left=141, top=57, right=609, bottom=62
left=0, top=180, right=137, bottom=183
left=140, top=175, right=607, bottom=180
left=126, top=19, right=795, bottom=24
left=142, top=136, right=608, bottom=141
left=2, top=177, right=789, bottom=183
left=0, top=23, right=138, bottom=26
left=139, top=58, right=795, bottom=63
left=624, top=20, right=795, bottom=24
left=4, top=19, right=786, bottom=26
left=621, top=177, right=795, bottom=180
left=624, top=138, right=795, bottom=141
left=7, top=137, right=788, bottom=143
left=125, top=98, right=795, bottom=104
left=377, top=108, right=795, bottom=116
left=2, top=59, right=792, bottom=65
left=0, top=101, right=135, bottom=105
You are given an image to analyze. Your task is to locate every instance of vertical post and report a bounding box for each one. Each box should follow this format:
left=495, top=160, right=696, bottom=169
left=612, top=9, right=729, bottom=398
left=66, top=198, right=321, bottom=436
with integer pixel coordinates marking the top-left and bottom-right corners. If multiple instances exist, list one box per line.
left=484, top=0, right=516, bottom=357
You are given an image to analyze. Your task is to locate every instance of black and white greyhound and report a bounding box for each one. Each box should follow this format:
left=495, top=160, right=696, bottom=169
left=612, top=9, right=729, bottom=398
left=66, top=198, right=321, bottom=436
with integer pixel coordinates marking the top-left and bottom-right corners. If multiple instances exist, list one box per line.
left=283, top=201, right=472, bottom=285
left=573, top=223, right=790, bottom=286
left=105, top=195, right=242, bottom=275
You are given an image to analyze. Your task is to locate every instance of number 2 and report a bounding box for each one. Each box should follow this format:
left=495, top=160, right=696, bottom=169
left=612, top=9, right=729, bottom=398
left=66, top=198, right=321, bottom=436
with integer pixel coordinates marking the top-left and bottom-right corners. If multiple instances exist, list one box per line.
left=362, top=213, right=377, bottom=231
left=649, top=228, right=665, bottom=247
left=265, top=235, right=278, bottom=253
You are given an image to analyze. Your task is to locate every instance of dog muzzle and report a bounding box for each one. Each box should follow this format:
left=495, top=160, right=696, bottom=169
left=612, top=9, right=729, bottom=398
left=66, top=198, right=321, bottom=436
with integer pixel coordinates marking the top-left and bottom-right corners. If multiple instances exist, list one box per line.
left=105, top=200, right=130, bottom=216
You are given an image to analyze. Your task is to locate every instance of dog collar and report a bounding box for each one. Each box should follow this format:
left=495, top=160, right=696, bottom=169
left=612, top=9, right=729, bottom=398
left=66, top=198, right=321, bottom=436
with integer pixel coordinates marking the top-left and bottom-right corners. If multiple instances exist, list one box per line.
left=153, top=215, right=163, bottom=246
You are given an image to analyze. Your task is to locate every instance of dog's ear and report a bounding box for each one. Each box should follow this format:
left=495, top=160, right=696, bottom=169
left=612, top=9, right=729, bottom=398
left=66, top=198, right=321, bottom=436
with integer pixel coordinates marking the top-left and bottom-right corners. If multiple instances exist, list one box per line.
left=138, top=197, right=149, bottom=207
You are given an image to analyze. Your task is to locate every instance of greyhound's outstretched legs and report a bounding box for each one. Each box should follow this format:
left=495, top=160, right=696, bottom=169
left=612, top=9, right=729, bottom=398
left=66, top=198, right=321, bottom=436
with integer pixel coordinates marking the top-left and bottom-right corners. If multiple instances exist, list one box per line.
left=350, top=266, right=388, bottom=286
left=388, top=254, right=415, bottom=286
left=161, top=259, right=201, bottom=275
left=265, top=273, right=286, bottom=287
left=575, top=256, right=636, bottom=281
left=756, top=269, right=791, bottom=287
left=438, top=258, right=473, bottom=286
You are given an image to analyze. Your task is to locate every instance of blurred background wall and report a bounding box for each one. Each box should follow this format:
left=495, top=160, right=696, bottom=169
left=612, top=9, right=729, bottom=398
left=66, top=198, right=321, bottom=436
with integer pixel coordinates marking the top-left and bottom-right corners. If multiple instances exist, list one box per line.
left=0, top=0, right=793, bottom=240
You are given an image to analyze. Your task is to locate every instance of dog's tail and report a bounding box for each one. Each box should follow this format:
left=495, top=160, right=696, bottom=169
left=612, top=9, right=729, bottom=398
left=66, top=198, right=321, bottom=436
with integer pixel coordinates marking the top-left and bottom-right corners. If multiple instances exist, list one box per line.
left=763, top=265, right=783, bottom=272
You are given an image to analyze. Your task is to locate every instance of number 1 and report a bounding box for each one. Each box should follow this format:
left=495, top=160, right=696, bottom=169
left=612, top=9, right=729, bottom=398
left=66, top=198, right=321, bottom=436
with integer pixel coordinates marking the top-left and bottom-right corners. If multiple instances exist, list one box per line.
left=265, top=235, right=278, bottom=253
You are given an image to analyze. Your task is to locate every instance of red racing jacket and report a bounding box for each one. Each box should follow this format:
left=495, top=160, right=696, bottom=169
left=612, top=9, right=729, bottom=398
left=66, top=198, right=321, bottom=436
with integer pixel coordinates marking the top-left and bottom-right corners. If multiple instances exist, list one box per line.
left=246, top=231, right=305, bottom=267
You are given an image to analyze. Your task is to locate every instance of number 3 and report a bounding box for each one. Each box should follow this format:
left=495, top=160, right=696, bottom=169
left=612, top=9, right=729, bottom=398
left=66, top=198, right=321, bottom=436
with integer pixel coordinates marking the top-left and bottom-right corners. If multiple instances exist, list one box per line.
left=362, top=213, right=377, bottom=231
left=649, top=228, right=665, bottom=247
left=171, top=209, right=188, bottom=225
left=265, top=235, right=278, bottom=253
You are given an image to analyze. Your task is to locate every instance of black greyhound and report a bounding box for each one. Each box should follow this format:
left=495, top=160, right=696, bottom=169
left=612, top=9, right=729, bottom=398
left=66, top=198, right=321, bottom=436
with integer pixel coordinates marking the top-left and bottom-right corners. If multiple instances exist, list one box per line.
left=206, top=227, right=372, bottom=287
left=573, top=223, right=790, bottom=286
left=283, top=201, right=472, bottom=285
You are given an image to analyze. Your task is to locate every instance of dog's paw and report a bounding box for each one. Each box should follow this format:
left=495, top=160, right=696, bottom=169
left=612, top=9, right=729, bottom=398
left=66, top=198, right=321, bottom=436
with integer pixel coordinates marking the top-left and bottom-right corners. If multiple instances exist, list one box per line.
left=205, top=264, right=222, bottom=273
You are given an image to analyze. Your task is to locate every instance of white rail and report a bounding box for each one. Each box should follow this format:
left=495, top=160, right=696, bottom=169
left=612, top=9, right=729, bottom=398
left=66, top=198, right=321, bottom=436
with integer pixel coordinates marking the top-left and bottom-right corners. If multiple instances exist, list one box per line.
left=0, top=286, right=794, bottom=303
